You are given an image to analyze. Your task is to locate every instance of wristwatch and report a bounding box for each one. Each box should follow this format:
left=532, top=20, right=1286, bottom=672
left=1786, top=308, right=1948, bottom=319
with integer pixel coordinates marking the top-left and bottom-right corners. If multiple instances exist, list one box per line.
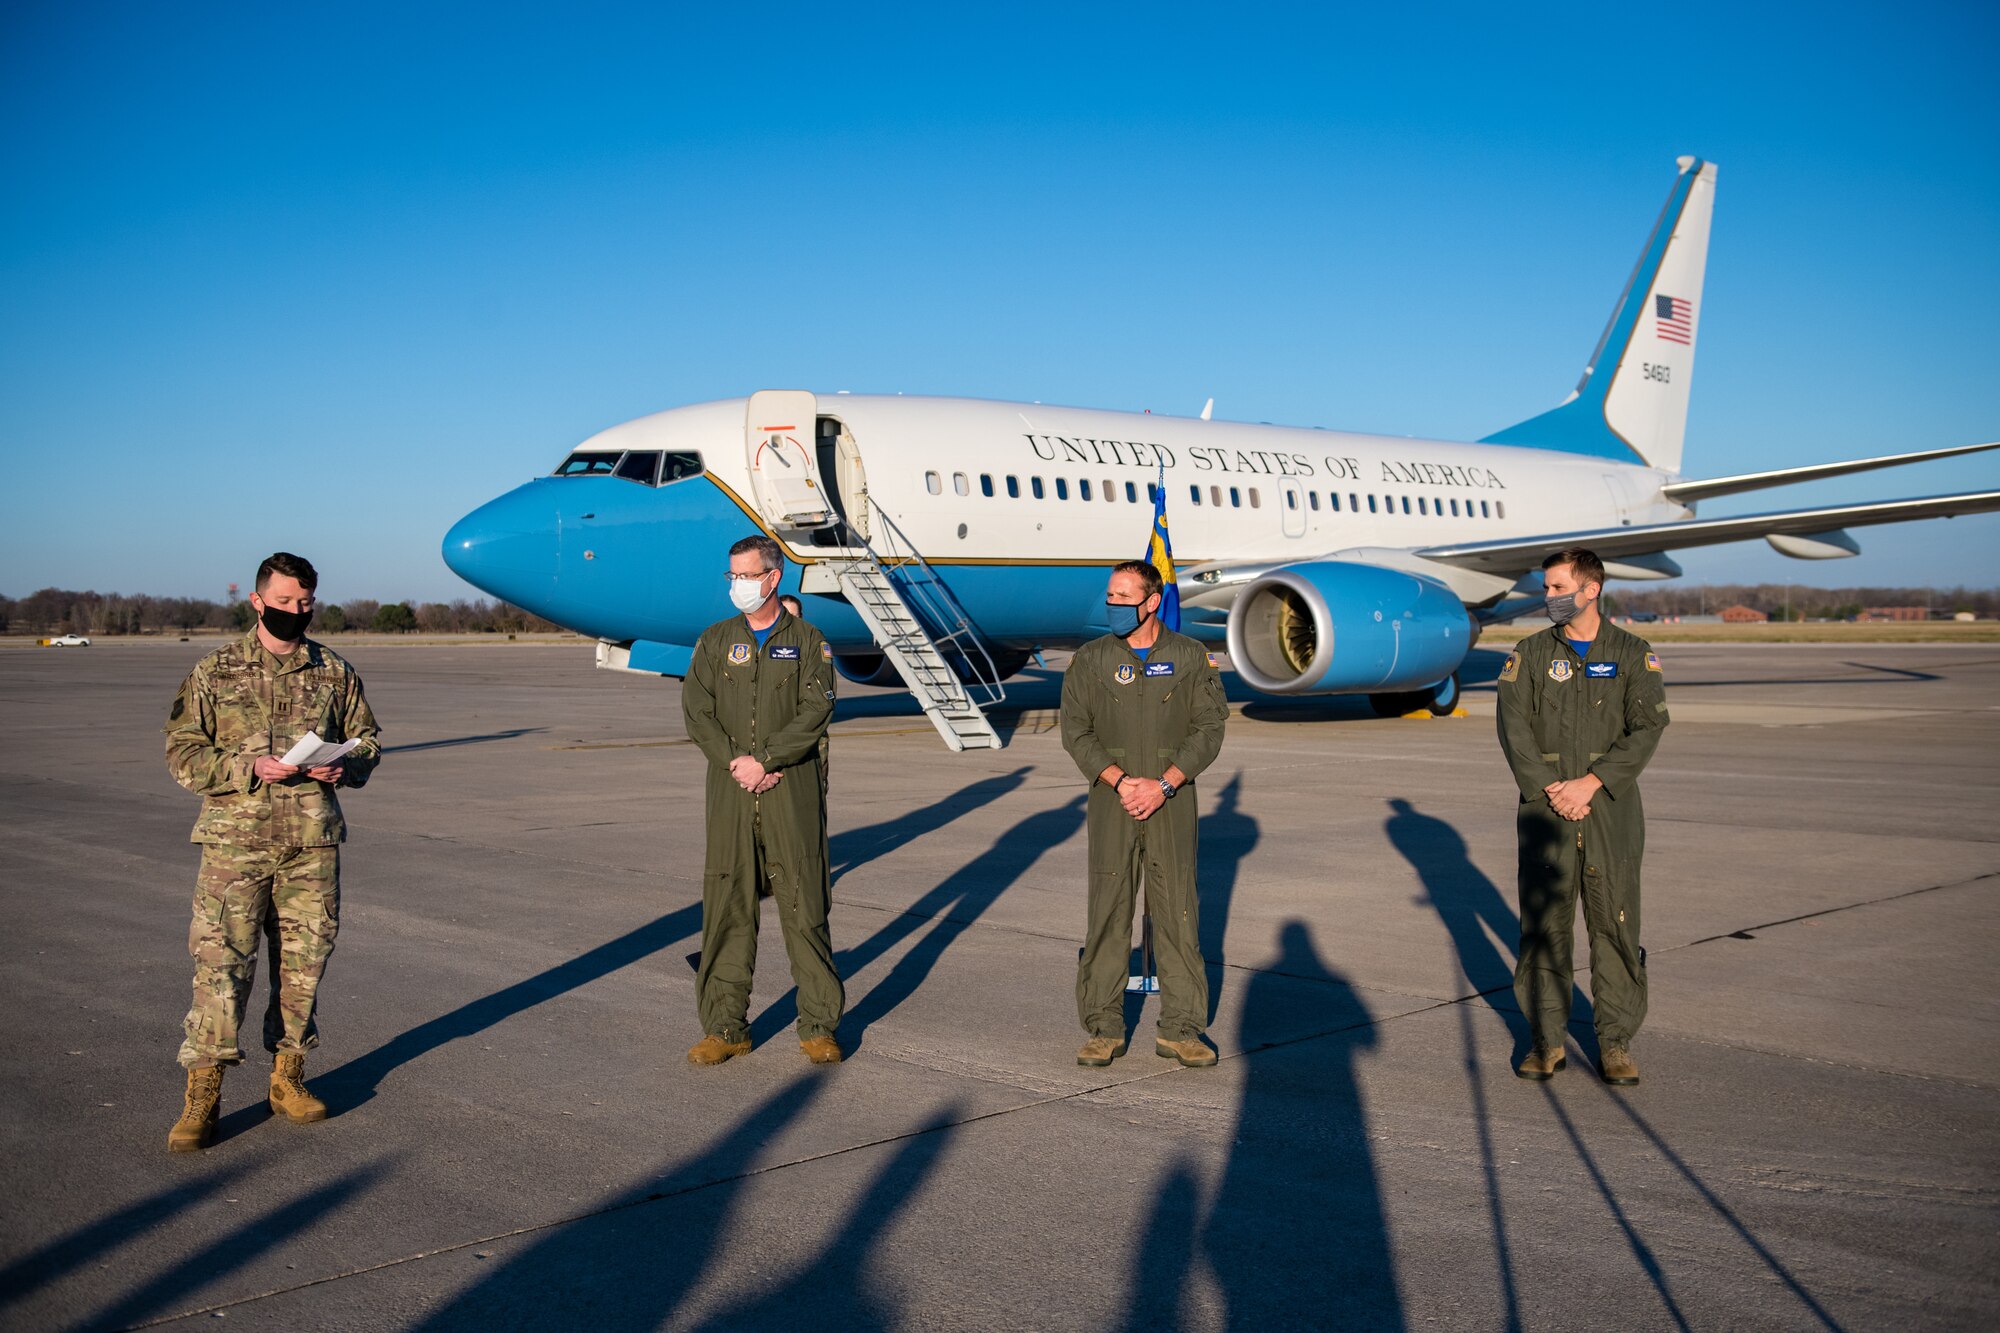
left=1158, top=779, right=1177, bottom=800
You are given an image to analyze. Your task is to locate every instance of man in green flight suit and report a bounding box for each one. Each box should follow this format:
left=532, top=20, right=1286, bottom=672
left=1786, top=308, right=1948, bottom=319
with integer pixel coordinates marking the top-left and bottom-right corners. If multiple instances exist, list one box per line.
left=162, top=552, right=382, bottom=1152
left=682, top=535, right=844, bottom=1066
left=1061, top=560, right=1229, bottom=1068
left=1496, top=546, right=1669, bottom=1086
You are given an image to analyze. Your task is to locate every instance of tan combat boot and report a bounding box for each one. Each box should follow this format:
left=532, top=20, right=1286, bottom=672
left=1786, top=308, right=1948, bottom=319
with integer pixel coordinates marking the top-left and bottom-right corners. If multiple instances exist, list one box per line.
left=167, top=1066, right=224, bottom=1153
left=1516, top=1047, right=1566, bottom=1080
left=1599, top=1046, right=1641, bottom=1086
left=800, top=1035, right=843, bottom=1064
left=269, top=1051, right=329, bottom=1123
left=1155, top=1036, right=1218, bottom=1068
left=1076, top=1036, right=1128, bottom=1067
left=688, top=1034, right=752, bottom=1066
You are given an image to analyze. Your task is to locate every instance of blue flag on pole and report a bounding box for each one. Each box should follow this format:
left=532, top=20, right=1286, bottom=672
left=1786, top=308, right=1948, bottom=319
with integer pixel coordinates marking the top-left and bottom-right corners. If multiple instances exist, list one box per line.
left=1145, top=465, right=1180, bottom=631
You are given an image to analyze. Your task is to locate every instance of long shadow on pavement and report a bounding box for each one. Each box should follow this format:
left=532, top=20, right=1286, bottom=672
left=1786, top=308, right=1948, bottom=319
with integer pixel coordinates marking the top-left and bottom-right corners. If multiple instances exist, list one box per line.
left=1195, top=773, right=1259, bottom=1028
left=315, top=905, right=702, bottom=1112
left=828, top=766, right=1031, bottom=884
left=83, top=1160, right=390, bottom=1330
left=0, top=1165, right=252, bottom=1313
left=410, top=1075, right=829, bottom=1331
left=685, top=1107, right=964, bottom=1331
left=753, top=795, right=1088, bottom=1049
left=1205, top=921, right=1402, bottom=1331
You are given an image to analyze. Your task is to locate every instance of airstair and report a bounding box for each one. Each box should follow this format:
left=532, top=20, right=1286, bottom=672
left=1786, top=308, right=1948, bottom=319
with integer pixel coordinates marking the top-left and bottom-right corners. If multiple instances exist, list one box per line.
left=823, top=504, right=1007, bottom=752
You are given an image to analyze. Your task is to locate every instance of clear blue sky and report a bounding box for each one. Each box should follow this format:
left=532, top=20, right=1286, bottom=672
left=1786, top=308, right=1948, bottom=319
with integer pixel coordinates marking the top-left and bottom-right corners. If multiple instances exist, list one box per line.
left=4, top=2, right=1996, bottom=605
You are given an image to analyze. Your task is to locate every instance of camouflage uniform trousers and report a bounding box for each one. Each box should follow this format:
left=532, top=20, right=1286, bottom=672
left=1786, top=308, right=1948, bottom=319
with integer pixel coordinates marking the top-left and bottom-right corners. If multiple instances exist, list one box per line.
left=178, top=844, right=340, bottom=1070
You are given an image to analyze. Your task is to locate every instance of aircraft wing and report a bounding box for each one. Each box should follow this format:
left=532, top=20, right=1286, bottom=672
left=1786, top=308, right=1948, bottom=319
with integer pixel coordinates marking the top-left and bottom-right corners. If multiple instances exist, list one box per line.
left=1413, top=488, right=2000, bottom=576
left=1660, top=440, right=2000, bottom=503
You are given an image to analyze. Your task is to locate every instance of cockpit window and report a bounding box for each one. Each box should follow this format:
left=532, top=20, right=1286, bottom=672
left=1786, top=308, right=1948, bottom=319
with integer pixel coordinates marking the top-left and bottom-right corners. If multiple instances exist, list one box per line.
left=615, top=451, right=661, bottom=484
left=554, top=452, right=619, bottom=477
left=553, top=449, right=704, bottom=486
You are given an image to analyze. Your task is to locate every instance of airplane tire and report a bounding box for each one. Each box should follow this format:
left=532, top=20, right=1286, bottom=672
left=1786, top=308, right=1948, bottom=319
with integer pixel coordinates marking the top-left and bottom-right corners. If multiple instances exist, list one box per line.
left=1369, top=674, right=1460, bottom=717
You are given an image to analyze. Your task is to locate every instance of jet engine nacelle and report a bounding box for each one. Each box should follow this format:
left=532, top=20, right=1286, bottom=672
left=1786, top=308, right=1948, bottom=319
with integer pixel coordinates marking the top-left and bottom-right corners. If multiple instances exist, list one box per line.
left=1225, top=561, right=1472, bottom=695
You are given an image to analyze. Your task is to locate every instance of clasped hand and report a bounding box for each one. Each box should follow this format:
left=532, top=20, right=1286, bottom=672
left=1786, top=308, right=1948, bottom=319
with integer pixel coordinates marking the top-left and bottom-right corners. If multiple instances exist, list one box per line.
left=1544, top=776, right=1599, bottom=822
left=1118, top=777, right=1165, bottom=821
left=729, top=755, right=783, bottom=794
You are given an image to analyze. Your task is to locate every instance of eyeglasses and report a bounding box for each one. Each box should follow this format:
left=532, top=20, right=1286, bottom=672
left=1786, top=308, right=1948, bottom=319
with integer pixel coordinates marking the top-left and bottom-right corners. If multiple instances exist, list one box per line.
left=723, top=570, right=775, bottom=583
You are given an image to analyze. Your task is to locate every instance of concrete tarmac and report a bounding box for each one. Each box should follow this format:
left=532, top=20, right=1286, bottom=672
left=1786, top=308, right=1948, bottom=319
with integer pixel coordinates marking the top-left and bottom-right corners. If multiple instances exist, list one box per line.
left=1, top=638, right=1995, bottom=1331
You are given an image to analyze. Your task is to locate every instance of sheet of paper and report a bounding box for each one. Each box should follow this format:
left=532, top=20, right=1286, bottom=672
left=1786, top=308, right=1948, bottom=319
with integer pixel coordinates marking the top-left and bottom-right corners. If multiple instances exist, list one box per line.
left=280, top=730, right=361, bottom=769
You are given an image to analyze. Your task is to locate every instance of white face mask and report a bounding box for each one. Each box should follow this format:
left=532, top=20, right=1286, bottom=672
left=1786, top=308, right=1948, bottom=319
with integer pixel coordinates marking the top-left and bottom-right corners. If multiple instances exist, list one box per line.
left=729, top=573, right=770, bottom=613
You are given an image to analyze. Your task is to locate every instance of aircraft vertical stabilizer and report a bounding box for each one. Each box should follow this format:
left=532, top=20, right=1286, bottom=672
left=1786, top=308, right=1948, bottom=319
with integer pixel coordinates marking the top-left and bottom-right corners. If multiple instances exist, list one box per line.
left=1482, top=157, right=1717, bottom=474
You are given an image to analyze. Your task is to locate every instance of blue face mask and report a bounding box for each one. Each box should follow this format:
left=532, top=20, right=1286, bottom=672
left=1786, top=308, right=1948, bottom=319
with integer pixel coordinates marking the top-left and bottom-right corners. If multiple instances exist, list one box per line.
left=1105, top=601, right=1151, bottom=637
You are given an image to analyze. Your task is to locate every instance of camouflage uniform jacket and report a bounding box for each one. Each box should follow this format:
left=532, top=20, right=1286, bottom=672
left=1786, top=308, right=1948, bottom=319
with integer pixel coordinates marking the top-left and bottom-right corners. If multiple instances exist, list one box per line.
left=164, top=631, right=382, bottom=847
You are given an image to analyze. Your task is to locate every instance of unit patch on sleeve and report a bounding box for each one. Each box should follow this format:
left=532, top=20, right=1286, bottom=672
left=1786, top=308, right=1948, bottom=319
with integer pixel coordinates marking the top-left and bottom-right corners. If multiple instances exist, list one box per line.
left=1584, top=661, right=1619, bottom=678
left=727, top=643, right=751, bottom=665
left=1144, top=661, right=1175, bottom=677
left=821, top=642, right=833, bottom=661
left=1498, top=653, right=1519, bottom=683
left=769, top=644, right=800, bottom=660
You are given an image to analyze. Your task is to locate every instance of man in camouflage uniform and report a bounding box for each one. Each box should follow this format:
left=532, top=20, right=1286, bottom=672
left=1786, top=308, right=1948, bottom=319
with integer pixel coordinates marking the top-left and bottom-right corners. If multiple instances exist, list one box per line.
left=1061, top=560, right=1228, bottom=1069
left=1496, top=546, right=1668, bottom=1087
left=682, top=536, right=843, bottom=1066
left=163, top=552, right=381, bottom=1151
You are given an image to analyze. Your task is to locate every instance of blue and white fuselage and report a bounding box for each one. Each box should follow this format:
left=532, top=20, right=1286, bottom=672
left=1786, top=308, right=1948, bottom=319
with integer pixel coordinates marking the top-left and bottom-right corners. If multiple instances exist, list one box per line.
left=443, top=157, right=1998, bottom=714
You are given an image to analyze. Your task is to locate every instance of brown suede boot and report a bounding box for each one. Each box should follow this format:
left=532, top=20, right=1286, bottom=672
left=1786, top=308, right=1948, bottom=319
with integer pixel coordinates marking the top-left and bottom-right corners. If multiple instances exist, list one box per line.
left=1075, top=1036, right=1127, bottom=1067
left=168, top=1066, right=224, bottom=1153
left=1516, top=1047, right=1567, bottom=1080
left=688, top=1034, right=752, bottom=1066
left=1599, top=1046, right=1641, bottom=1086
left=269, top=1051, right=329, bottom=1123
left=800, top=1035, right=843, bottom=1065
left=1155, top=1037, right=1218, bottom=1068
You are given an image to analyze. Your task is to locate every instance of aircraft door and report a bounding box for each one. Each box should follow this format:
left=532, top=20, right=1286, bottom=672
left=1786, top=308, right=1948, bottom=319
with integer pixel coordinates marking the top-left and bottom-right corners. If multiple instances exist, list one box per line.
left=816, top=417, right=871, bottom=543
left=745, top=390, right=833, bottom=531
left=1277, top=478, right=1309, bottom=538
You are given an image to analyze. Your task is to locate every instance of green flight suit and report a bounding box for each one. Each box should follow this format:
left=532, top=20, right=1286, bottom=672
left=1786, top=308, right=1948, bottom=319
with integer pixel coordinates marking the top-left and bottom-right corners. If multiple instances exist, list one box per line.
left=682, top=611, right=843, bottom=1043
left=1495, top=621, right=1669, bottom=1051
left=1061, top=629, right=1228, bottom=1042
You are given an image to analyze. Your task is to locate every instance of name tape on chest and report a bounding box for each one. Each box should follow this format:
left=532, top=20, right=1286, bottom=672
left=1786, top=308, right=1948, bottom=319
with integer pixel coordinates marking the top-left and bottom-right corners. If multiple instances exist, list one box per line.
left=1144, top=661, right=1175, bottom=677
left=1585, top=661, right=1619, bottom=678
left=769, top=644, right=799, bottom=660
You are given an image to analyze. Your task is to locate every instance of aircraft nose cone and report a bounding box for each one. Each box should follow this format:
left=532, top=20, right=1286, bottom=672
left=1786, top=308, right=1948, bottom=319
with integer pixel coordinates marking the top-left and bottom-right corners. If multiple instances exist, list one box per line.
left=442, top=484, right=557, bottom=609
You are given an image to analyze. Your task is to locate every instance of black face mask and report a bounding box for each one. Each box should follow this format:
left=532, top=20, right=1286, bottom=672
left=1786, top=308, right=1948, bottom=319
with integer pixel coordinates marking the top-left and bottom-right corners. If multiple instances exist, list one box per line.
left=258, top=602, right=313, bottom=641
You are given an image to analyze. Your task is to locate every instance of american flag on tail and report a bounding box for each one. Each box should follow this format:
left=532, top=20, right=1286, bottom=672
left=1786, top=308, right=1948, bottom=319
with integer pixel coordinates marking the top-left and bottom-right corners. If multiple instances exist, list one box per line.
left=1655, top=294, right=1693, bottom=346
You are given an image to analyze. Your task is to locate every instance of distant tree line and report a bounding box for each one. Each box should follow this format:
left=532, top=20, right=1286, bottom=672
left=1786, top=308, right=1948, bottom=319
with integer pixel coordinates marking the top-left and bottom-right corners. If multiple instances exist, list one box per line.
left=0, top=589, right=566, bottom=636
left=1602, top=584, right=1998, bottom=620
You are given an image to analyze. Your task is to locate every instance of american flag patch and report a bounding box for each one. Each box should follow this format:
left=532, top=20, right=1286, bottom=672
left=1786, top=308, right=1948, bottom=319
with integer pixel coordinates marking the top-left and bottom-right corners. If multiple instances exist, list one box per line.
left=1654, top=294, right=1692, bottom=346
left=1206, top=652, right=1224, bottom=669
left=1646, top=652, right=1663, bottom=673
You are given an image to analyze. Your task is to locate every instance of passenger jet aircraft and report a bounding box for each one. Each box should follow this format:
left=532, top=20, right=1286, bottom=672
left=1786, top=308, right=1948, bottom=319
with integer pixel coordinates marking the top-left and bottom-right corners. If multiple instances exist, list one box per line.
left=444, top=156, right=1998, bottom=744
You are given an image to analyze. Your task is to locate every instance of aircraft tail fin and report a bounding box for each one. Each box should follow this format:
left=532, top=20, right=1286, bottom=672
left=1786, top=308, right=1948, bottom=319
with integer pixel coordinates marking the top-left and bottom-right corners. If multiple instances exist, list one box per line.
left=1482, top=156, right=1717, bottom=474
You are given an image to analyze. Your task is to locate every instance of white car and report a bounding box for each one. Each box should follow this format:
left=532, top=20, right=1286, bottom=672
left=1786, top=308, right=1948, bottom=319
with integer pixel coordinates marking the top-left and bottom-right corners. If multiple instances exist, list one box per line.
left=47, top=634, right=91, bottom=647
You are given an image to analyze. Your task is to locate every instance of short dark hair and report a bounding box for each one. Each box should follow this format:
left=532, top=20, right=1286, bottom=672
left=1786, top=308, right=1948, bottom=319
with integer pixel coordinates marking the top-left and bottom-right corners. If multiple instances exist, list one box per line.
left=729, top=534, right=783, bottom=572
left=1111, top=560, right=1165, bottom=600
left=1542, top=546, right=1605, bottom=590
left=779, top=594, right=802, bottom=614
left=256, top=552, right=318, bottom=592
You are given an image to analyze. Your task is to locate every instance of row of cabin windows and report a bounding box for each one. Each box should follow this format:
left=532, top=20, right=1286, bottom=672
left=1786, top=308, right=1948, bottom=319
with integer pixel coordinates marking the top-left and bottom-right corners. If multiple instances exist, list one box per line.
left=921, top=470, right=1505, bottom=519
